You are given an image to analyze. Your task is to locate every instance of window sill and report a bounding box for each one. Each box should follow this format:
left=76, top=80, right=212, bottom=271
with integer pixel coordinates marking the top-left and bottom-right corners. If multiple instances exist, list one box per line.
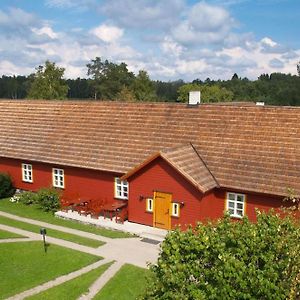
left=114, top=197, right=128, bottom=201
left=22, top=181, right=33, bottom=184
left=171, top=215, right=180, bottom=218
left=145, top=210, right=153, bottom=214
left=230, top=214, right=243, bottom=219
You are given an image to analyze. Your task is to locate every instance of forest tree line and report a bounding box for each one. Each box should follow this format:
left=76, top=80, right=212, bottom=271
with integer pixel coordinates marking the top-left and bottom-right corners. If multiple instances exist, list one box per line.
left=0, top=58, right=300, bottom=106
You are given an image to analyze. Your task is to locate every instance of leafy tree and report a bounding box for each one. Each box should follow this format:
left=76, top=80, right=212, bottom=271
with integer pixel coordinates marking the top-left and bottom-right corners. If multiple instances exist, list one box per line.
left=86, top=57, right=134, bottom=100
left=154, top=79, right=185, bottom=102
left=177, top=83, right=233, bottom=103
left=142, top=212, right=300, bottom=300
left=297, top=61, right=300, bottom=76
left=132, top=70, right=157, bottom=101
left=177, top=83, right=201, bottom=102
left=116, top=85, right=137, bottom=102
left=27, top=61, right=68, bottom=100
left=0, top=173, right=15, bottom=198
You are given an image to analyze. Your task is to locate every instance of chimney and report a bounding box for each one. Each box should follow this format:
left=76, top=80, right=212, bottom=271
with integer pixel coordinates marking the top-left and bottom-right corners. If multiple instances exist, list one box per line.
left=188, top=91, right=201, bottom=106
left=256, top=101, right=265, bottom=106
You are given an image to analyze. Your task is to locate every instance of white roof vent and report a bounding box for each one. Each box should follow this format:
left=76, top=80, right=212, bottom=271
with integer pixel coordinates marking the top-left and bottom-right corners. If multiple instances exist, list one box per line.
left=188, top=91, right=201, bottom=105
left=256, top=101, right=265, bottom=106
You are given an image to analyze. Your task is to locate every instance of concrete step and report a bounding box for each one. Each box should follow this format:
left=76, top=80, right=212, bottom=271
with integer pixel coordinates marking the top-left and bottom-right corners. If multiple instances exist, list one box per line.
left=140, top=232, right=166, bottom=243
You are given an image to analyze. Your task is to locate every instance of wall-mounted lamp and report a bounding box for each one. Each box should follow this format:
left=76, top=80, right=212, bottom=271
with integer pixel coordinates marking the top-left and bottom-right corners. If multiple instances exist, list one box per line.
left=139, top=195, right=145, bottom=201
left=180, top=201, right=185, bottom=207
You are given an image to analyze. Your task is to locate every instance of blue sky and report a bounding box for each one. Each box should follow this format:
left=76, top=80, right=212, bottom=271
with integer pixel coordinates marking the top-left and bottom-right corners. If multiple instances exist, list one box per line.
left=0, top=0, right=299, bottom=81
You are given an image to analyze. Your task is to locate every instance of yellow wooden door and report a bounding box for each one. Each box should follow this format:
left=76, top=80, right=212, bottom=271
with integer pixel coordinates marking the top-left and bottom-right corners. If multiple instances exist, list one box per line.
left=153, top=191, right=172, bottom=230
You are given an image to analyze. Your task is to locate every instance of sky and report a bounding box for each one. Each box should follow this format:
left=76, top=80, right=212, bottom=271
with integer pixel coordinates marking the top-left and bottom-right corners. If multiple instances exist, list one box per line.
left=0, top=0, right=299, bottom=81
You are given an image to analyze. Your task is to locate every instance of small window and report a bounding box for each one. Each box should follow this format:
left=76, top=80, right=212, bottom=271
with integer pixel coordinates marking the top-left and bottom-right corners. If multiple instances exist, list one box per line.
left=172, top=203, right=180, bottom=217
left=53, top=168, right=64, bottom=188
left=226, top=192, right=245, bottom=218
left=115, top=178, right=129, bottom=200
left=22, top=163, right=33, bottom=183
left=146, top=198, right=153, bottom=212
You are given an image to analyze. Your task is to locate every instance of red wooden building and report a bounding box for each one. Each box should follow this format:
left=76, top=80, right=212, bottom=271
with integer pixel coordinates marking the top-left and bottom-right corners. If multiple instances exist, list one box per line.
left=0, top=100, right=299, bottom=229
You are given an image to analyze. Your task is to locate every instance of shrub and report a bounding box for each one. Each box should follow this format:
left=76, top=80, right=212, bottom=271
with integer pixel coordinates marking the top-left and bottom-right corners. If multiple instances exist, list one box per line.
left=142, top=211, right=300, bottom=300
left=15, top=188, right=60, bottom=213
left=18, top=191, right=37, bottom=205
left=35, top=188, right=60, bottom=213
left=0, top=173, right=15, bottom=199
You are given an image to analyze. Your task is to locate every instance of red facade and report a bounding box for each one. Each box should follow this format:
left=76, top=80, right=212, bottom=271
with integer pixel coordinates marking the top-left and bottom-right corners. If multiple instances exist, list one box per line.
left=127, top=157, right=284, bottom=228
left=0, top=156, right=285, bottom=229
left=0, top=157, right=119, bottom=204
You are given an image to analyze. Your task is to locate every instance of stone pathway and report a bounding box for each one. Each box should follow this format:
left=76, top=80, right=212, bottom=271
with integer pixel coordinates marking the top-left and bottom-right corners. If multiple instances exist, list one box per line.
left=0, top=211, right=161, bottom=299
left=6, top=259, right=111, bottom=300
left=78, top=261, right=124, bottom=300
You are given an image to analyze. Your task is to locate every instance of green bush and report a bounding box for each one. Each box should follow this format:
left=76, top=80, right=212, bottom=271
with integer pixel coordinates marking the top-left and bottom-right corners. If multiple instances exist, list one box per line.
left=0, top=173, right=15, bottom=199
left=17, top=191, right=37, bottom=205
left=142, top=211, right=300, bottom=300
left=35, top=188, right=60, bottom=213
left=17, top=188, right=60, bottom=213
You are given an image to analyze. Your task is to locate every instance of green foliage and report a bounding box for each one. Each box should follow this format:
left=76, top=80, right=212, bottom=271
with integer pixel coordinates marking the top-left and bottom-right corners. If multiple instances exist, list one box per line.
left=17, top=188, right=60, bottom=212
left=0, top=173, right=15, bottom=198
left=177, top=83, right=233, bottom=103
left=116, top=85, right=137, bottom=102
left=142, top=212, right=300, bottom=300
left=131, top=70, right=157, bottom=101
left=17, top=191, right=37, bottom=205
left=35, top=188, right=60, bottom=212
left=27, top=60, right=68, bottom=100
left=87, top=57, right=135, bottom=100
left=177, top=83, right=201, bottom=102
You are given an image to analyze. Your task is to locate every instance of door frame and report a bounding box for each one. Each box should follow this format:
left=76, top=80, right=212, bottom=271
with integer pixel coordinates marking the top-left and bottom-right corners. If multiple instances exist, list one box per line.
left=153, top=191, right=172, bottom=230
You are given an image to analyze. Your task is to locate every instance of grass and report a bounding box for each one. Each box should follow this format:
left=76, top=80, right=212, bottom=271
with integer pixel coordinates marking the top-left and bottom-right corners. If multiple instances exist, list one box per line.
left=0, top=199, right=132, bottom=238
left=0, top=228, right=25, bottom=239
left=27, top=262, right=113, bottom=300
left=0, top=241, right=101, bottom=300
left=94, top=264, right=150, bottom=300
left=0, top=215, right=104, bottom=248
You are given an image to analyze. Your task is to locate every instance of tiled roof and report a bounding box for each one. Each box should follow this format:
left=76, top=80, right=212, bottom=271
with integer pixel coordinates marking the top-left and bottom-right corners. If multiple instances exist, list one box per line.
left=0, top=100, right=299, bottom=197
left=122, top=144, right=219, bottom=193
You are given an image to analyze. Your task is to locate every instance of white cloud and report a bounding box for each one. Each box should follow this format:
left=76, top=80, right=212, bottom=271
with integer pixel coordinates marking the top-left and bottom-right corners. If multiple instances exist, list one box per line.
left=90, top=24, right=123, bottom=43
left=100, top=0, right=184, bottom=29
left=171, top=2, right=234, bottom=46
left=32, top=26, right=58, bottom=39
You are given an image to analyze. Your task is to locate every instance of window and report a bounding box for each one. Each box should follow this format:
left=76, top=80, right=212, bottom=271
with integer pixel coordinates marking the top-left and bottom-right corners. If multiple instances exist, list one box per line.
left=172, top=203, right=180, bottom=217
left=226, top=192, right=245, bottom=218
left=146, top=198, right=153, bottom=212
left=22, top=163, right=33, bottom=183
left=53, top=168, right=64, bottom=188
left=114, top=178, right=129, bottom=199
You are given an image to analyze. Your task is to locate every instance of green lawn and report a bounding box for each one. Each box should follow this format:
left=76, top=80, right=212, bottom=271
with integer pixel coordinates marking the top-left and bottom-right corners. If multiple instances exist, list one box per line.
left=0, top=241, right=101, bottom=300
left=0, top=228, right=25, bottom=239
left=27, top=262, right=113, bottom=300
left=0, top=215, right=104, bottom=248
left=94, top=264, right=150, bottom=300
left=0, top=199, right=132, bottom=238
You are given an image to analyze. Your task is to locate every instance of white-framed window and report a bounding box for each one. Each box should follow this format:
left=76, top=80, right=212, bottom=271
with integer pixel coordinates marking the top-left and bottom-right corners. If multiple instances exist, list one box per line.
left=22, top=163, right=33, bottom=183
left=226, top=192, right=245, bottom=218
left=53, top=168, right=64, bottom=188
left=114, top=178, right=129, bottom=200
left=146, top=198, right=153, bottom=212
left=172, top=203, right=180, bottom=217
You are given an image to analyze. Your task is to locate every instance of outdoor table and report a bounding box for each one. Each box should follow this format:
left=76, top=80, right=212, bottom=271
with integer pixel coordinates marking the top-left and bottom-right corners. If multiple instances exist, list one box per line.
left=102, top=202, right=127, bottom=221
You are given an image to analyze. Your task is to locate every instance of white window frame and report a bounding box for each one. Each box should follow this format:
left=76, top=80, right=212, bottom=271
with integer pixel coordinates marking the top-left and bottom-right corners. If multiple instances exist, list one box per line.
left=146, top=198, right=153, bottom=212
left=52, top=168, right=64, bottom=188
left=226, top=192, right=245, bottom=218
left=172, top=203, right=180, bottom=217
left=22, top=163, right=33, bottom=183
left=114, top=178, right=129, bottom=200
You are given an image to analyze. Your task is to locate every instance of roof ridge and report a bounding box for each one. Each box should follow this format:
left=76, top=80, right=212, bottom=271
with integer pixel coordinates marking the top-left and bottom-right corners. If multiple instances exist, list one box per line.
left=189, top=142, right=220, bottom=188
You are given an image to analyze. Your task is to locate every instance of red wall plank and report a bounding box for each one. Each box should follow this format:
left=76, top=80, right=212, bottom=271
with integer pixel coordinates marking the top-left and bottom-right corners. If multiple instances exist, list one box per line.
left=0, top=157, right=118, bottom=203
